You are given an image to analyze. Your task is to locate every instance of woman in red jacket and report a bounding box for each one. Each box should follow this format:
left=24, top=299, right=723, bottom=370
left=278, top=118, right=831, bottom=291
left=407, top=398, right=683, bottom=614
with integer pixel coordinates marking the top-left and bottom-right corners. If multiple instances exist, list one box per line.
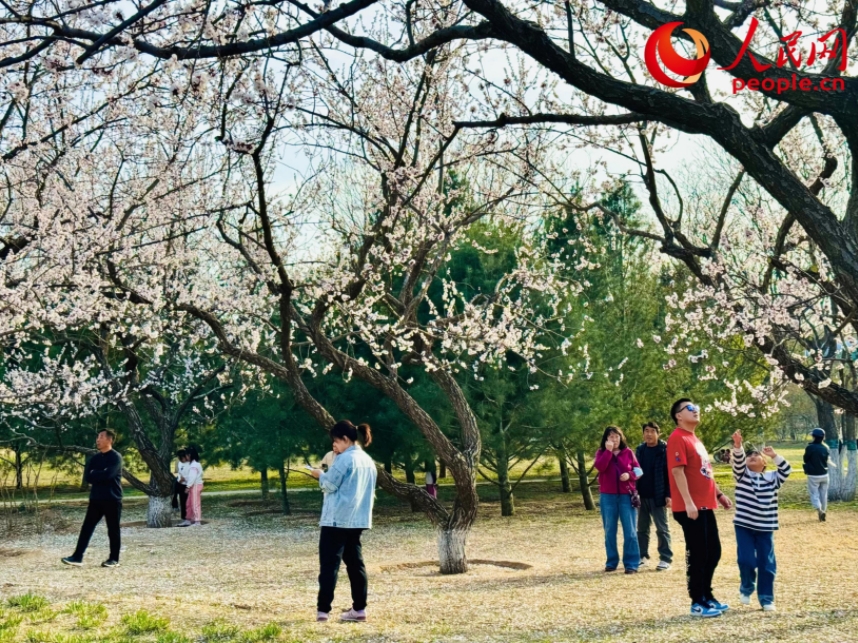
left=594, top=426, right=642, bottom=574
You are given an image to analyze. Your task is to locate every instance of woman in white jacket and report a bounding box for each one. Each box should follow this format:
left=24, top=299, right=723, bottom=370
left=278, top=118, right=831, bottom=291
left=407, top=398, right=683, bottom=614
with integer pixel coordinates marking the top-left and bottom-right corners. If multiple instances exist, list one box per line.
left=179, top=447, right=204, bottom=527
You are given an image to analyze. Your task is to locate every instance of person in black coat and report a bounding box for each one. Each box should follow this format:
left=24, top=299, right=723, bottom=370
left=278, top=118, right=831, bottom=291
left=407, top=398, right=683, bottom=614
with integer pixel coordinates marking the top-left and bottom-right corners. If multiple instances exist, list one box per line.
left=803, top=428, right=831, bottom=521
left=636, top=422, right=673, bottom=570
left=62, top=429, right=124, bottom=568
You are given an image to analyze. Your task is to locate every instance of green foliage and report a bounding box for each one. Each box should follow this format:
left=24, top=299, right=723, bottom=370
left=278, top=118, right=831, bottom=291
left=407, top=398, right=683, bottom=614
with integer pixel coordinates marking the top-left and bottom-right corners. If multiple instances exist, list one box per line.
left=535, top=182, right=779, bottom=462
left=120, top=610, right=169, bottom=635
left=7, top=595, right=49, bottom=613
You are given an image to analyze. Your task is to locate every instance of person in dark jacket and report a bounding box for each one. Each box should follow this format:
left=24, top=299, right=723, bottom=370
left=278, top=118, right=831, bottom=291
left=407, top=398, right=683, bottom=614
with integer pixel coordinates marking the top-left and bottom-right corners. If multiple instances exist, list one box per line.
left=803, top=428, right=830, bottom=522
left=636, top=422, right=673, bottom=571
left=62, top=430, right=123, bottom=568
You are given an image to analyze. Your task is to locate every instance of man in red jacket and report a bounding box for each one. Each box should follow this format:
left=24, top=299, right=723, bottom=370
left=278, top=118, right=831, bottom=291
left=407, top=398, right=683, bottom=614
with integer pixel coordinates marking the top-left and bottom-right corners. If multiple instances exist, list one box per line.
left=667, top=399, right=732, bottom=618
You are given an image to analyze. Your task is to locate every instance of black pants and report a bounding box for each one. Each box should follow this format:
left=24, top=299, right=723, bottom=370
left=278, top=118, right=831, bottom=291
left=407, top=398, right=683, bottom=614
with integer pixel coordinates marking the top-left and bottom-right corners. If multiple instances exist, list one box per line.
left=673, top=510, right=721, bottom=604
left=73, top=500, right=122, bottom=562
left=317, top=527, right=367, bottom=613
left=172, top=481, right=188, bottom=520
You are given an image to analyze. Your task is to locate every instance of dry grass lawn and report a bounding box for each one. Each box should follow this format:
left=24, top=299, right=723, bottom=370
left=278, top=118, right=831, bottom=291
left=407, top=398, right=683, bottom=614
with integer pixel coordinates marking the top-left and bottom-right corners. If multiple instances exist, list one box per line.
left=1, top=480, right=857, bottom=643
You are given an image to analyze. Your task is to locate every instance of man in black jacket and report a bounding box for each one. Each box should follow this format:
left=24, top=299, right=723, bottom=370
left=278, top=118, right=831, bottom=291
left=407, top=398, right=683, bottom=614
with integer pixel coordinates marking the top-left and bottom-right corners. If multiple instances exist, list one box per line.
left=62, top=430, right=123, bottom=568
left=636, top=422, right=673, bottom=571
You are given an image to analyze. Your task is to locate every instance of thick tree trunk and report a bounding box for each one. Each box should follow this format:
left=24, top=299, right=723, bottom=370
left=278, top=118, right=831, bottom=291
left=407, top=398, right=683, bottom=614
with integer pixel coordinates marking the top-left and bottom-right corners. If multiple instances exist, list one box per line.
left=558, top=451, right=571, bottom=493
left=404, top=460, right=416, bottom=484
left=403, top=460, right=420, bottom=512
left=14, top=446, right=23, bottom=490
left=496, top=437, right=514, bottom=516
left=278, top=461, right=291, bottom=516
left=814, top=396, right=843, bottom=500
left=437, top=527, right=468, bottom=574
left=384, top=456, right=393, bottom=474
left=828, top=444, right=844, bottom=500
left=80, top=455, right=90, bottom=491
left=577, top=449, right=595, bottom=511
left=439, top=461, right=447, bottom=479
left=842, top=414, right=857, bottom=501
left=260, top=469, right=270, bottom=500
left=147, top=495, right=173, bottom=528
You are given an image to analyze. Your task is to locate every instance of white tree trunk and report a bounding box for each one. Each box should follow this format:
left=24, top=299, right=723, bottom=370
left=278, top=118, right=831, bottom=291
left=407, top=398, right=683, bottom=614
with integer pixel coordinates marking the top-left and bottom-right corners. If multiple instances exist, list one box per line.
left=147, top=495, right=173, bottom=528
left=437, top=528, right=468, bottom=574
left=828, top=444, right=844, bottom=502
left=844, top=447, right=858, bottom=501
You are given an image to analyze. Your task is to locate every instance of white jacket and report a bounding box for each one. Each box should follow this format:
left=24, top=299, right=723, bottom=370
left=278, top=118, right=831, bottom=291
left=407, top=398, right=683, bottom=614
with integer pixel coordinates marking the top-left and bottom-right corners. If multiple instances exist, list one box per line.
left=184, top=461, right=204, bottom=488
left=176, top=461, right=190, bottom=482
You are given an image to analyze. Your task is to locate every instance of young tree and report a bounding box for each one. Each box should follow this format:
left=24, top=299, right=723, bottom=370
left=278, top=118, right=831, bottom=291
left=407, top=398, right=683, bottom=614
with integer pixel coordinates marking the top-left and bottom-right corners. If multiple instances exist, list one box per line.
left=1, top=321, right=238, bottom=526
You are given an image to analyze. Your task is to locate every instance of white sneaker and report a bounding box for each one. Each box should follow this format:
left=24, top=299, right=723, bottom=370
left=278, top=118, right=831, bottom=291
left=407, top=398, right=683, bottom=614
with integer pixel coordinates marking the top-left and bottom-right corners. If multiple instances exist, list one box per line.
left=740, top=594, right=751, bottom=606
left=176, top=520, right=191, bottom=527
left=656, top=561, right=671, bottom=571
left=191, top=522, right=202, bottom=527
left=316, top=611, right=329, bottom=622
left=340, top=608, right=367, bottom=622
left=639, top=557, right=648, bottom=567
left=762, top=603, right=776, bottom=612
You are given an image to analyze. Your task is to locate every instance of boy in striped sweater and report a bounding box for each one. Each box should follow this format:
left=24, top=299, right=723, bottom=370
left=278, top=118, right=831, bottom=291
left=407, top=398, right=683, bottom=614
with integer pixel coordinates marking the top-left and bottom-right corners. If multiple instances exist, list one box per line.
left=731, top=431, right=791, bottom=612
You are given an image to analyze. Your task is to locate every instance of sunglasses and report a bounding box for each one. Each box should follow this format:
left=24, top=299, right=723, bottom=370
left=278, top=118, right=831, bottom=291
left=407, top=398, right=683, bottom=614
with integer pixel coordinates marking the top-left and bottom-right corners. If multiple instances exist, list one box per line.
left=682, top=404, right=699, bottom=413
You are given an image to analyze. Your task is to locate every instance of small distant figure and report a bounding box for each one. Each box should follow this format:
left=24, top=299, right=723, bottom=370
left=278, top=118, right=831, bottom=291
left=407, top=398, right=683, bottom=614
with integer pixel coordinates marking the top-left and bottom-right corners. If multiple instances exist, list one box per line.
left=178, top=447, right=204, bottom=527
left=803, top=428, right=830, bottom=522
left=731, top=430, right=791, bottom=611
left=62, top=429, right=123, bottom=568
left=172, top=449, right=189, bottom=522
left=425, top=469, right=438, bottom=499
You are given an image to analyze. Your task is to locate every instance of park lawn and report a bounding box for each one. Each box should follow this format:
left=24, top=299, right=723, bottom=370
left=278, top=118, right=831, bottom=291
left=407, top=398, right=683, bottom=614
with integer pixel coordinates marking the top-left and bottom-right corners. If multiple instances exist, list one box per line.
left=1, top=478, right=857, bottom=643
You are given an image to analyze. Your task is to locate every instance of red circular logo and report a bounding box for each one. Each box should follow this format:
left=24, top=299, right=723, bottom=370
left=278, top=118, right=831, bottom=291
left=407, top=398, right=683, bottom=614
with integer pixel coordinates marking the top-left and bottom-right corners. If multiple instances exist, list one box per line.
left=645, top=22, right=711, bottom=88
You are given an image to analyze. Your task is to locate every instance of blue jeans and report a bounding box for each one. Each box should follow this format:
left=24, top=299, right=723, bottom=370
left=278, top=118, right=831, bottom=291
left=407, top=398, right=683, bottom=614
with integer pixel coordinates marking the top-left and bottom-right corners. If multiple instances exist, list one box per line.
left=600, top=493, right=640, bottom=570
left=735, top=525, right=776, bottom=606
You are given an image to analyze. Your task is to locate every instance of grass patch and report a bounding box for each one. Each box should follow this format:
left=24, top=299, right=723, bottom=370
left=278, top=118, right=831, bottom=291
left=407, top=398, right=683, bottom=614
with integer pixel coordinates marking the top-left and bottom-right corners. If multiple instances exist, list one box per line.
left=120, top=610, right=169, bottom=635
left=26, top=610, right=59, bottom=625
left=25, top=634, right=95, bottom=643
left=62, top=602, right=107, bottom=630
left=7, top=595, right=50, bottom=613
left=201, top=620, right=241, bottom=642
left=0, top=614, right=23, bottom=631
left=155, top=633, right=192, bottom=643
left=240, top=623, right=281, bottom=642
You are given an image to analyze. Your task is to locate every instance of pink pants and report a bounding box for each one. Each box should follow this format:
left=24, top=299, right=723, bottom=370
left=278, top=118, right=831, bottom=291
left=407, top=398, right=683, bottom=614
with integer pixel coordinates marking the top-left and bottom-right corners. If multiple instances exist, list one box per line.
left=186, top=485, right=203, bottom=522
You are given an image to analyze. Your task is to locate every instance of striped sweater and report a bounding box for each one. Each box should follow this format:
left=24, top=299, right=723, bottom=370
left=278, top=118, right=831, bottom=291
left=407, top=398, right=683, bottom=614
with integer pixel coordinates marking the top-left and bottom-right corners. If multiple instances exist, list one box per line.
left=732, top=447, right=791, bottom=532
